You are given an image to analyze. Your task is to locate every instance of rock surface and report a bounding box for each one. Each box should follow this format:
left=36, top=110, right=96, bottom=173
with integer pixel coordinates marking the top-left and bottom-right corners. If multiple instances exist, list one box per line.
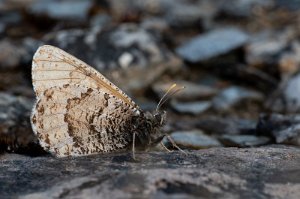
left=0, top=93, right=36, bottom=152
left=1, top=146, right=299, bottom=199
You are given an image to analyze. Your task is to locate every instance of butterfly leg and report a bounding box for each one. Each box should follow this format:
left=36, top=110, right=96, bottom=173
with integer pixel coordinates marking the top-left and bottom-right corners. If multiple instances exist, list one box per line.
left=149, top=135, right=170, bottom=152
left=132, top=132, right=136, bottom=160
left=160, top=141, right=172, bottom=152
left=166, top=135, right=187, bottom=155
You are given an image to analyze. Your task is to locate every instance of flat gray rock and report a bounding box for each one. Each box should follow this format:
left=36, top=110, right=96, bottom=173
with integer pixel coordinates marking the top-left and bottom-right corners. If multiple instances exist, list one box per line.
left=257, top=114, right=300, bottom=146
left=266, top=72, right=300, bottom=113
left=171, top=100, right=211, bottom=115
left=165, top=130, right=222, bottom=149
left=212, top=86, right=264, bottom=111
left=27, top=0, right=92, bottom=21
left=220, top=134, right=270, bottom=147
left=176, top=28, right=249, bottom=63
left=1, top=146, right=300, bottom=199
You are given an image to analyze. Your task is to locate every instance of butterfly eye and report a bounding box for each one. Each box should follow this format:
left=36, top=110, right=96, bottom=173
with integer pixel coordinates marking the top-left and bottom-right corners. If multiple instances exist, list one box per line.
left=154, top=114, right=161, bottom=121
left=154, top=114, right=164, bottom=126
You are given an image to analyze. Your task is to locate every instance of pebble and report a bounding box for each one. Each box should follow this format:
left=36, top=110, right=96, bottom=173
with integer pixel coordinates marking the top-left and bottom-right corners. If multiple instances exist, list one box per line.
left=212, top=86, right=264, bottom=111
left=27, top=0, right=92, bottom=21
left=265, top=57, right=300, bottom=112
left=245, top=28, right=295, bottom=67
left=171, top=100, right=211, bottom=115
left=176, top=28, right=249, bottom=63
left=164, top=130, right=222, bottom=149
left=220, top=135, right=270, bottom=147
left=110, top=24, right=164, bottom=65
left=196, top=117, right=257, bottom=135
left=166, top=3, right=208, bottom=28
left=118, top=52, right=134, bottom=69
left=283, top=73, right=300, bottom=112
left=257, top=113, right=300, bottom=146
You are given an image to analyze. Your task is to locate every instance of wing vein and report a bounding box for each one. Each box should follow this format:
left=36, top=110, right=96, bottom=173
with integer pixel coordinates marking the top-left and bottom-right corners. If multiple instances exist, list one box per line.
left=43, top=48, right=135, bottom=106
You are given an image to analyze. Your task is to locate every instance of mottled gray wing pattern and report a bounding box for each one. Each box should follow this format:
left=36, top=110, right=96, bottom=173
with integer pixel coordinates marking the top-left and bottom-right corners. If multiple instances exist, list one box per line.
left=31, top=84, right=138, bottom=157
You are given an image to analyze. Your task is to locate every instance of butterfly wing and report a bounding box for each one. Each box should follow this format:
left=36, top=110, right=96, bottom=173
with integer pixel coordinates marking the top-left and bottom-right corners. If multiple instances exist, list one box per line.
left=31, top=45, right=142, bottom=157
left=32, top=45, right=137, bottom=107
left=31, top=84, right=138, bottom=157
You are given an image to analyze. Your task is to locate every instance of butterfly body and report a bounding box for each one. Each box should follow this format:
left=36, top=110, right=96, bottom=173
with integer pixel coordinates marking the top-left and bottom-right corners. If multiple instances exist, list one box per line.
left=31, top=45, right=165, bottom=157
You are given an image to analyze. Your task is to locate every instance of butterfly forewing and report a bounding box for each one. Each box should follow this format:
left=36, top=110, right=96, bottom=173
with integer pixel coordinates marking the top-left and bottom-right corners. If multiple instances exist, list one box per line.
left=32, top=45, right=137, bottom=107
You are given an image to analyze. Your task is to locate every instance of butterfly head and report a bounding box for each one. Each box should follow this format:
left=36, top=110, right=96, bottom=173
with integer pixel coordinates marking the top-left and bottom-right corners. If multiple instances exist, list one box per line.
left=144, top=109, right=167, bottom=133
left=151, top=83, right=184, bottom=129
left=132, top=110, right=167, bottom=149
left=153, top=110, right=167, bottom=126
left=133, top=84, right=184, bottom=149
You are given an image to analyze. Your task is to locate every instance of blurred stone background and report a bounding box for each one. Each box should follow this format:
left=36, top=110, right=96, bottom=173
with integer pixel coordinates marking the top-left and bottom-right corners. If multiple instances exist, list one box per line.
left=0, top=0, right=300, bottom=198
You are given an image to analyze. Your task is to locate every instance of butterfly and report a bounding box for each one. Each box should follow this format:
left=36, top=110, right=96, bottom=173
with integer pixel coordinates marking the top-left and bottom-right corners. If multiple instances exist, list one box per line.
left=30, top=45, right=183, bottom=158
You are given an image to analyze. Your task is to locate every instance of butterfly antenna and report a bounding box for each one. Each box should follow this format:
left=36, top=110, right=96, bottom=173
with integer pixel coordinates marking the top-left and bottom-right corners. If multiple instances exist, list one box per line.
left=156, top=84, right=177, bottom=111
left=157, top=86, right=185, bottom=110
left=156, top=84, right=185, bottom=111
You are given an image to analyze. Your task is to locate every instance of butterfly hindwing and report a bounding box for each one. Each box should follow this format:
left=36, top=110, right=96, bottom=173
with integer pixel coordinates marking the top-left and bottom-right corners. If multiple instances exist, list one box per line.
left=31, top=84, right=137, bottom=157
